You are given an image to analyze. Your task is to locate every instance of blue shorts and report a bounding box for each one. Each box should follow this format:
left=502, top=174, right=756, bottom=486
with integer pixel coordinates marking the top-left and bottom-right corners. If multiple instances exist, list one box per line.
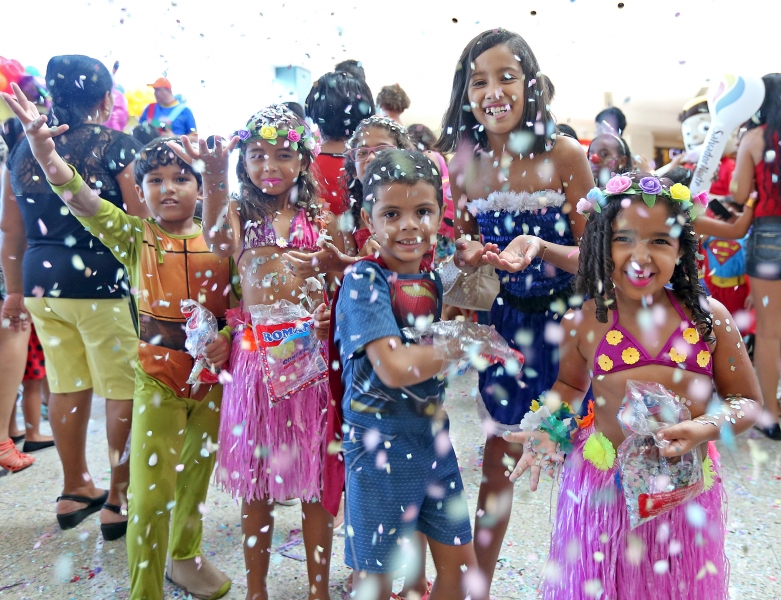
left=342, top=414, right=473, bottom=573
left=746, top=217, right=781, bottom=280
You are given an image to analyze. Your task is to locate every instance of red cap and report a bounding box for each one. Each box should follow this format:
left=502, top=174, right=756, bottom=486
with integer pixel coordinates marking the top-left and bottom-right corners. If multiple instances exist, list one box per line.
left=148, top=77, right=172, bottom=89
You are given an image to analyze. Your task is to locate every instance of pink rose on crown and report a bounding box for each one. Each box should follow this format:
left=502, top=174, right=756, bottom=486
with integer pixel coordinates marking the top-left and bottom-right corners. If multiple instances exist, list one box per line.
left=576, top=197, right=594, bottom=216
left=287, top=130, right=301, bottom=143
left=693, top=190, right=709, bottom=208
left=605, top=175, right=632, bottom=194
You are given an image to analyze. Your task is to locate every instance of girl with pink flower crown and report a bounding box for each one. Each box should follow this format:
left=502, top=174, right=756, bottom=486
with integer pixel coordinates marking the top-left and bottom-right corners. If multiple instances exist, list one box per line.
left=506, top=172, right=762, bottom=599
left=439, top=29, right=594, bottom=592
left=171, top=105, right=347, bottom=600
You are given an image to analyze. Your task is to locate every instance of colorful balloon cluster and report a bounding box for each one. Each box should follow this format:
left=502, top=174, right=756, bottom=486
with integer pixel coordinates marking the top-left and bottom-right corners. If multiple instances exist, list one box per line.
left=0, top=57, right=26, bottom=93
left=0, top=58, right=48, bottom=107
left=126, top=87, right=156, bottom=118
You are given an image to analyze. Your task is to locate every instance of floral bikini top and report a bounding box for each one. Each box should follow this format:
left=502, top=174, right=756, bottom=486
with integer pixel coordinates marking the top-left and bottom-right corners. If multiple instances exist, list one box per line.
left=240, top=208, right=320, bottom=261
left=593, top=289, right=713, bottom=377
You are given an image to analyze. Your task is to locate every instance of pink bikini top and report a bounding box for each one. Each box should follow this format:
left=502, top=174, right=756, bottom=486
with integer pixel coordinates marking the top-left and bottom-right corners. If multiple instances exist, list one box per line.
left=240, top=208, right=320, bottom=261
left=593, top=289, right=713, bottom=377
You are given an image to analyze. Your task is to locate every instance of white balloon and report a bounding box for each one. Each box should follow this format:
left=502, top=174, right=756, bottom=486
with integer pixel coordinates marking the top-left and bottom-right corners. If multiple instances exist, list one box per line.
left=690, top=74, right=766, bottom=194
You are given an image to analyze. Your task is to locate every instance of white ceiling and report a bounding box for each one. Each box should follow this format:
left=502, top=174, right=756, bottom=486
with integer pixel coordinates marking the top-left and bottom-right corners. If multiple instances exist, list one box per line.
left=3, top=0, right=779, bottom=141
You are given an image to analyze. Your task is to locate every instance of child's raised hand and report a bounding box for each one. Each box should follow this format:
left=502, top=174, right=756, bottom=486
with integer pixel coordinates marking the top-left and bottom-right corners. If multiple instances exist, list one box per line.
left=0, top=82, right=69, bottom=160
left=503, top=429, right=564, bottom=491
left=286, top=243, right=352, bottom=278
left=454, top=239, right=487, bottom=272
left=359, top=236, right=381, bottom=257
left=483, top=235, right=544, bottom=273
left=312, top=303, right=331, bottom=341
left=167, top=135, right=239, bottom=177
left=656, top=420, right=715, bottom=458
left=202, top=334, right=231, bottom=369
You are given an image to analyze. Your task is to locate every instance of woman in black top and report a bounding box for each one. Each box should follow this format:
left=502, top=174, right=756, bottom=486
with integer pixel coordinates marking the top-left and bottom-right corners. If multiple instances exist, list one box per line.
left=1, top=55, right=148, bottom=537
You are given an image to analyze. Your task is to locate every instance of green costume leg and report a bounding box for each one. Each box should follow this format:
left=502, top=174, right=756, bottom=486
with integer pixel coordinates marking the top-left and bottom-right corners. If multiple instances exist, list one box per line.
left=126, top=374, right=188, bottom=600
left=168, top=384, right=222, bottom=560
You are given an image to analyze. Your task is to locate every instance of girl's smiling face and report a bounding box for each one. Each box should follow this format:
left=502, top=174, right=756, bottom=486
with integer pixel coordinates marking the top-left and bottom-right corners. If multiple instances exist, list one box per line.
left=361, top=180, right=441, bottom=274
left=352, top=127, right=398, bottom=181
left=589, top=134, right=628, bottom=184
left=611, top=200, right=681, bottom=302
left=467, top=43, right=526, bottom=137
left=243, top=138, right=306, bottom=197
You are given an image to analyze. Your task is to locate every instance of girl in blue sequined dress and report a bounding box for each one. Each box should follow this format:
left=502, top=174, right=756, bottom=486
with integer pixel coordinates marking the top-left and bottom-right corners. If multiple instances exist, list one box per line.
left=436, top=29, right=593, bottom=591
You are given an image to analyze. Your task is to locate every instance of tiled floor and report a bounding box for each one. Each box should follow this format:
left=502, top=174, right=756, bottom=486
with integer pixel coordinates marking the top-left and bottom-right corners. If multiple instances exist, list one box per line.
left=1, top=372, right=780, bottom=599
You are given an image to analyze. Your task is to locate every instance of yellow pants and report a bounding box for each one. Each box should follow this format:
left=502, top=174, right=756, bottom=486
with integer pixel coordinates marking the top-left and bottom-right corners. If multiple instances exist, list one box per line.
left=126, top=371, right=222, bottom=600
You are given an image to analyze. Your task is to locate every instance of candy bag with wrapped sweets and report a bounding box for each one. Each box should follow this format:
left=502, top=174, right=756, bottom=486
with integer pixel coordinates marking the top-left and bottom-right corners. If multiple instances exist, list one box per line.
left=250, top=299, right=328, bottom=406
left=617, top=380, right=704, bottom=529
left=181, top=299, right=220, bottom=385
left=401, top=320, right=524, bottom=375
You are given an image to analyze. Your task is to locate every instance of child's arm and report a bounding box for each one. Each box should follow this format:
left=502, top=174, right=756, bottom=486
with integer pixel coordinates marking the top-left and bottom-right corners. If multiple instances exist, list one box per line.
left=168, top=136, right=241, bottom=258
left=506, top=308, right=591, bottom=490
left=1, top=83, right=100, bottom=217
left=657, top=298, right=763, bottom=456
left=364, top=336, right=445, bottom=389
left=693, top=202, right=754, bottom=239
left=730, top=127, right=761, bottom=205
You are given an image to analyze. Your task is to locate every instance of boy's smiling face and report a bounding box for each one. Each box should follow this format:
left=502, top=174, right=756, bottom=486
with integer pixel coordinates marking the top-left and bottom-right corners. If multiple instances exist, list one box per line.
left=136, top=162, right=200, bottom=231
left=361, top=180, right=441, bottom=274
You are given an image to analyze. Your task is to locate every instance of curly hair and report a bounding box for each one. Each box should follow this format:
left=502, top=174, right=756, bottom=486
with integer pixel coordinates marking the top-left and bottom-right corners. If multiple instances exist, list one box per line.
left=133, top=137, right=202, bottom=187
left=407, top=123, right=437, bottom=151
left=377, top=84, right=410, bottom=114
left=575, top=172, right=713, bottom=342
left=362, top=149, right=443, bottom=213
left=235, top=105, right=320, bottom=223
left=343, top=116, right=414, bottom=230
left=436, top=29, right=555, bottom=155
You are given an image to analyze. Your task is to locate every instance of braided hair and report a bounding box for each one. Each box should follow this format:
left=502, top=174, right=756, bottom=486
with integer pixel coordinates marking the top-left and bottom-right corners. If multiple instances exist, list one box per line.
left=575, top=172, right=713, bottom=342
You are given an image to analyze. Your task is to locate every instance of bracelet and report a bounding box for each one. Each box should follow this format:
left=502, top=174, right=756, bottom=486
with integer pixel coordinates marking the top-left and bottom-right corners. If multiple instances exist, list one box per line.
left=745, top=197, right=757, bottom=209
left=539, top=242, right=548, bottom=263
left=519, top=398, right=578, bottom=453
left=693, top=394, right=756, bottom=428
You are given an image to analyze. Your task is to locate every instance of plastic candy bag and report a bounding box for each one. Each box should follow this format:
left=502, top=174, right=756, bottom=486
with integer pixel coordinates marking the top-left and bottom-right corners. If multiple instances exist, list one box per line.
left=617, top=380, right=704, bottom=529
left=402, top=320, right=524, bottom=375
left=181, top=299, right=220, bottom=385
left=249, top=299, right=327, bottom=406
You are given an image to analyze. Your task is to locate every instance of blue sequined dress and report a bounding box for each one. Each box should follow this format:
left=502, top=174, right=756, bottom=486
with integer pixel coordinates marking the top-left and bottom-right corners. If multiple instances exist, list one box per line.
left=469, top=190, right=576, bottom=430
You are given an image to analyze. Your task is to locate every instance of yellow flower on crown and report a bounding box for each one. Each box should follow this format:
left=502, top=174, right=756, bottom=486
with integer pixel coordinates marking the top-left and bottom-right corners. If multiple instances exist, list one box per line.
left=669, top=347, right=687, bottom=363
left=260, top=125, right=277, bottom=140
left=697, top=350, right=711, bottom=368
left=670, top=183, right=692, bottom=201
left=606, top=330, right=623, bottom=346
left=683, top=327, right=700, bottom=344
left=598, top=354, right=614, bottom=371
left=622, top=347, right=640, bottom=365
left=530, top=399, right=541, bottom=412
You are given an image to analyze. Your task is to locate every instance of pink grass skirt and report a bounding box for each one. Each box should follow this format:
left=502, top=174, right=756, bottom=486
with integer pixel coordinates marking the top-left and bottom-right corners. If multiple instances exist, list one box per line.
left=215, top=323, right=328, bottom=503
left=541, top=426, right=728, bottom=600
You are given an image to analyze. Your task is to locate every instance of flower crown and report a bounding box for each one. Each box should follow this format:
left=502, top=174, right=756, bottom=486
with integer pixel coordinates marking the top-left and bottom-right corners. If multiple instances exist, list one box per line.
left=235, top=104, right=321, bottom=157
left=346, top=115, right=409, bottom=147
left=576, top=175, right=709, bottom=221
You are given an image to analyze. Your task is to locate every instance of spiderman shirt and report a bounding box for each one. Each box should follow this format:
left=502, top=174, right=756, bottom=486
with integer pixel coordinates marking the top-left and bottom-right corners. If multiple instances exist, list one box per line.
left=335, top=259, right=444, bottom=424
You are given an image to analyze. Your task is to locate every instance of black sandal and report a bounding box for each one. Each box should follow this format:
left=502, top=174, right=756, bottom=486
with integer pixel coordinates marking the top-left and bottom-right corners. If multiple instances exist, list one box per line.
left=100, top=503, right=128, bottom=541
left=56, top=491, right=108, bottom=530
